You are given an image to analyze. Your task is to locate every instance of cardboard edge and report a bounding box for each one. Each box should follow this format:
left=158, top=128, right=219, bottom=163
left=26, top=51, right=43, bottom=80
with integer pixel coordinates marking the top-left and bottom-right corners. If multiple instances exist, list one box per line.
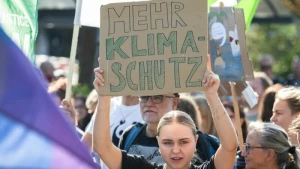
left=234, top=8, right=254, bottom=81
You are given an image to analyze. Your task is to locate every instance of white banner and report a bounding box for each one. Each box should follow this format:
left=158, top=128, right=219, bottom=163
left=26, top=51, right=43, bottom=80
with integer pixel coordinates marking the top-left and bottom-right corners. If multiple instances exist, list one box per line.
left=74, top=0, right=148, bottom=27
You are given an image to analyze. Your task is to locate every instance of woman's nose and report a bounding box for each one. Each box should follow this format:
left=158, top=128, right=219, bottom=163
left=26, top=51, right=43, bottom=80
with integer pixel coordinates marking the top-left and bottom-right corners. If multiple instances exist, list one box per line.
left=172, top=144, right=180, bottom=153
left=270, top=114, right=276, bottom=122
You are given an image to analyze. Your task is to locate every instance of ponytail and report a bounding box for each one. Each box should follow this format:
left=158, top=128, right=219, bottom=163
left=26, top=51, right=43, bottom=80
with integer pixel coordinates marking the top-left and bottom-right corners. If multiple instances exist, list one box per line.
left=284, top=146, right=300, bottom=169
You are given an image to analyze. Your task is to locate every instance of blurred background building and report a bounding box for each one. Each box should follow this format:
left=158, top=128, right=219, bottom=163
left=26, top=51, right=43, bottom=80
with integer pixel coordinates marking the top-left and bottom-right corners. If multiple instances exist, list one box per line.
left=36, top=0, right=98, bottom=87
left=35, top=0, right=300, bottom=89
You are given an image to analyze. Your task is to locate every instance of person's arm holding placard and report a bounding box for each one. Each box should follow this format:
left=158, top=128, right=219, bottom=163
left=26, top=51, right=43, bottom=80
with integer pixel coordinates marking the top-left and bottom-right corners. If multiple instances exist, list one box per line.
left=204, top=55, right=238, bottom=169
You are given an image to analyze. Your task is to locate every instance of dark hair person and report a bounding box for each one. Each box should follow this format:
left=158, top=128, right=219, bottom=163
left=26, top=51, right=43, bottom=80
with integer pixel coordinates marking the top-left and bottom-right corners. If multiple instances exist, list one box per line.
left=258, top=84, right=282, bottom=122
left=177, top=95, right=202, bottom=129
left=223, top=103, right=248, bottom=142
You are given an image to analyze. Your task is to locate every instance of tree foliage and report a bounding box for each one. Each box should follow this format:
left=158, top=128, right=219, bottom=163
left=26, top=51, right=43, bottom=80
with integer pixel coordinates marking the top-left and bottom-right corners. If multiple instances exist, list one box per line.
left=246, top=23, right=300, bottom=77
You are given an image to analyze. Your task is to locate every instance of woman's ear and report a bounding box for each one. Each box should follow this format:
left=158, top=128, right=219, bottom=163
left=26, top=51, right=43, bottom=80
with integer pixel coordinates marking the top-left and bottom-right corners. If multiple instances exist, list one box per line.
left=266, top=149, right=276, bottom=161
left=195, top=134, right=199, bottom=142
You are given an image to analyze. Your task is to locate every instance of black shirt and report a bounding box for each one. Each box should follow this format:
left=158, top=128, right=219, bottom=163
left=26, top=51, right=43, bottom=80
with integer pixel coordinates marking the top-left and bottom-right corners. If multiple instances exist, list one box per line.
left=121, top=151, right=215, bottom=169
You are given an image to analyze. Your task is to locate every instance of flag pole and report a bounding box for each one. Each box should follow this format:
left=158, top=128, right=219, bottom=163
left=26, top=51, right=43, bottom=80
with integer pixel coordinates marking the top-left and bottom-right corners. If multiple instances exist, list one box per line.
left=230, top=81, right=244, bottom=152
left=65, top=0, right=83, bottom=101
left=65, top=24, right=81, bottom=101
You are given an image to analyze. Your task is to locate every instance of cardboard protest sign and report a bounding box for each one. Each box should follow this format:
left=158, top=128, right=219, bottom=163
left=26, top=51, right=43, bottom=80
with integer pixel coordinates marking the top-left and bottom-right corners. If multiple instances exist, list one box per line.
left=209, top=7, right=254, bottom=82
left=99, top=0, right=208, bottom=96
left=0, top=0, right=39, bottom=63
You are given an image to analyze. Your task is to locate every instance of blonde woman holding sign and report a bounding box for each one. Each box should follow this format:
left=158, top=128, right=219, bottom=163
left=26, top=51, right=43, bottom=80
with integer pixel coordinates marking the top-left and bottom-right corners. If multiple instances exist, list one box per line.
left=92, top=56, right=238, bottom=169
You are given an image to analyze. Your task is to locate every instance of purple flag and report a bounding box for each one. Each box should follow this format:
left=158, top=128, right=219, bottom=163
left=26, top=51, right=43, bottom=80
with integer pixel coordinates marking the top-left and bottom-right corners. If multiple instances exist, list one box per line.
left=0, top=27, right=99, bottom=169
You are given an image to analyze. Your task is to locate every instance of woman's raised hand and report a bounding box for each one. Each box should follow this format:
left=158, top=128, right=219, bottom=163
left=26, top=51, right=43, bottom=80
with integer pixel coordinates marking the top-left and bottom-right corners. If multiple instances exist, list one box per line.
left=203, top=55, right=220, bottom=96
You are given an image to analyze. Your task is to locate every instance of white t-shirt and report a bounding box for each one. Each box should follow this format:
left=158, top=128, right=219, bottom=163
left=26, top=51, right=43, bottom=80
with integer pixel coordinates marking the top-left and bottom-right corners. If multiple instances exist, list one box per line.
left=86, top=96, right=144, bottom=145
left=87, top=96, right=144, bottom=169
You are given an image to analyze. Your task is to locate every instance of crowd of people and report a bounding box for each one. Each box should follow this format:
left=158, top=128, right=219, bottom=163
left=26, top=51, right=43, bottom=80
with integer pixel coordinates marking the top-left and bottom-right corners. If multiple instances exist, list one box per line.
left=39, top=54, right=300, bottom=169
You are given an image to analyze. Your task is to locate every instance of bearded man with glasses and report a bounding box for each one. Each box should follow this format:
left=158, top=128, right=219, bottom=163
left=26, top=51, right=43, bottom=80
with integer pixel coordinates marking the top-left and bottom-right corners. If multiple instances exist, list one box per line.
left=138, top=94, right=180, bottom=124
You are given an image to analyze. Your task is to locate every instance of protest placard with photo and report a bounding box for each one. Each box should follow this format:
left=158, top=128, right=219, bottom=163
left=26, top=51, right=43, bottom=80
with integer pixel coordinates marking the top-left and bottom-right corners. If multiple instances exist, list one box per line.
left=209, top=7, right=254, bottom=82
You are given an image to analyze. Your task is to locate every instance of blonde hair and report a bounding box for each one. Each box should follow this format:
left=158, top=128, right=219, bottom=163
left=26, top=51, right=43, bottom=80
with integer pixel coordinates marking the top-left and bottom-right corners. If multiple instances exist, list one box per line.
left=157, top=110, right=201, bottom=163
left=157, top=110, right=196, bottom=137
left=276, top=86, right=300, bottom=115
left=289, top=116, right=300, bottom=134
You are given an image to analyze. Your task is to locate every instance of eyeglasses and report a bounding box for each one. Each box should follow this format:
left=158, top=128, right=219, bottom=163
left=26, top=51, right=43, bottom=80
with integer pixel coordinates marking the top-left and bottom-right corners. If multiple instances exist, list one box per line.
left=139, top=95, right=176, bottom=104
left=243, top=143, right=266, bottom=153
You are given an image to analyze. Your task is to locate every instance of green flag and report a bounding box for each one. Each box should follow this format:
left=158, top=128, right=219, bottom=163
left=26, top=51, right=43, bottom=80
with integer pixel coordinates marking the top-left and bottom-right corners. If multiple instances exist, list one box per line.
left=235, top=0, right=260, bottom=29
left=0, top=0, right=40, bottom=63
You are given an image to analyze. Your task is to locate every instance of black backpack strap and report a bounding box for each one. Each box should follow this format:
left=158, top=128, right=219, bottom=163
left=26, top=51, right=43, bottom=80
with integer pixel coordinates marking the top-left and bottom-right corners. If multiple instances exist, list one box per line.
left=124, top=123, right=145, bottom=151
